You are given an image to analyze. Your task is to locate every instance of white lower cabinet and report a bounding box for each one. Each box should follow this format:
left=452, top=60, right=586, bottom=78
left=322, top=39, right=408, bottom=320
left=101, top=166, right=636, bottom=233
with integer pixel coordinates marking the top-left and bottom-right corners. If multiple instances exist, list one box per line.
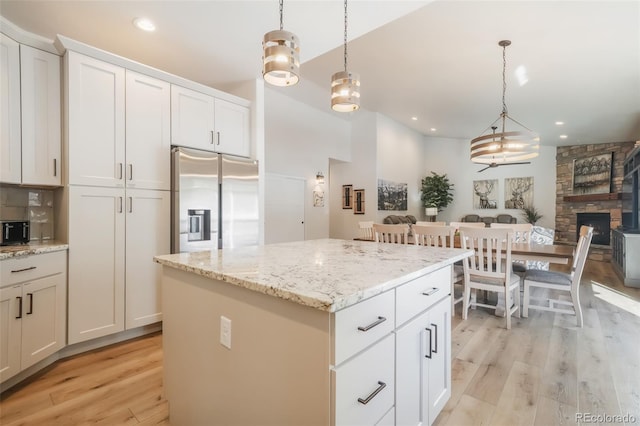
left=395, top=296, right=451, bottom=426
left=68, top=186, right=169, bottom=344
left=0, top=251, right=67, bottom=383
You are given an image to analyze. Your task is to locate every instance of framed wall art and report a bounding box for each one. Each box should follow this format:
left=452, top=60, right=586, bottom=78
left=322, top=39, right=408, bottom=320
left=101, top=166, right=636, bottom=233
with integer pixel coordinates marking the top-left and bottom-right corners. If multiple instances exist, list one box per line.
left=342, top=185, right=353, bottom=209
left=572, top=152, right=612, bottom=195
left=504, top=177, right=533, bottom=209
left=354, top=189, right=365, bottom=214
left=473, top=179, right=498, bottom=209
left=377, top=179, right=407, bottom=211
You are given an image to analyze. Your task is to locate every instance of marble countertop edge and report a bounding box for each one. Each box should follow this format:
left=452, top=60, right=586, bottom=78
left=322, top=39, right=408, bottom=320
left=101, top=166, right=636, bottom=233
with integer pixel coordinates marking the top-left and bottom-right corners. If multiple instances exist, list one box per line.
left=0, top=242, right=69, bottom=260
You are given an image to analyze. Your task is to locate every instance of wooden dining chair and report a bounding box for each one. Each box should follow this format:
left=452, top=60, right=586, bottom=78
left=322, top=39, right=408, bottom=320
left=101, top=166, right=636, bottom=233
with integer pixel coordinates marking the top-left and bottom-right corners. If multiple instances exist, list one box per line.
left=372, top=223, right=409, bottom=244
left=413, top=225, right=464, bottom=316
left=490, top=223, right=534, bottom=284
left=459, top=226, right=521, bottom=329
left=522, top=225, right=593, bottom=327
left=358, top=221, right=374, bottom=240
left=449, top=221, right=485, bottom=233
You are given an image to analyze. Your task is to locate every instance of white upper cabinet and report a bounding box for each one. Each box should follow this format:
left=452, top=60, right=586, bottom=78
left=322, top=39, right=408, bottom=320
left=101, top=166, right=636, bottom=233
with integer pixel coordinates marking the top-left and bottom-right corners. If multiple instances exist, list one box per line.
left=214, top=98, right=250, bottom=157
left=125, top=70, right=171, bottom=190
left=171, top=84, right=251, bottom=157
left=171, top=85, right=215, bottom=151
left=20, top=44, right=62, bottom=186
left=0, top=34, right=21, bottom=184
left=67, top=51, right=125, bottom=187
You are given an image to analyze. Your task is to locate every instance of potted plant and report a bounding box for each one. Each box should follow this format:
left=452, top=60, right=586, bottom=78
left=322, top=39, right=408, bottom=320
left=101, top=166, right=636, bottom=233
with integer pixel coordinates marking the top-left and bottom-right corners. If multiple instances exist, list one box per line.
left=521, top=204, right=542, bottom=225
left=420, top=172, right=454, bottom=217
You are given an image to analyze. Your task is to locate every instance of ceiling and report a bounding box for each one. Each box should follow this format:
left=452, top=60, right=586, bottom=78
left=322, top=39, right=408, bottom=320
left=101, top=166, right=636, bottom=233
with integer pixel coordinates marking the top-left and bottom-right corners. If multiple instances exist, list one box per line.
left=1, top=0, right=639, bottom=148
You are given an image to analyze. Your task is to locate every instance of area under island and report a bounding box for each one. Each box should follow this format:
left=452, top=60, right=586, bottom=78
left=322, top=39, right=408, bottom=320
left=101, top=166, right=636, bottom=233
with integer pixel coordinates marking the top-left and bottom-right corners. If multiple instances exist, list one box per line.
left=154, top=238, right=472, bottom=426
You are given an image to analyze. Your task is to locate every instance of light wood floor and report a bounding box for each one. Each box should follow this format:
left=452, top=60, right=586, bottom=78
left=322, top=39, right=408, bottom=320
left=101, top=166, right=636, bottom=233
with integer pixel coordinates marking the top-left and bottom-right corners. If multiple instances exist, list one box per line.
left=1, top=261, right=638, bottom=426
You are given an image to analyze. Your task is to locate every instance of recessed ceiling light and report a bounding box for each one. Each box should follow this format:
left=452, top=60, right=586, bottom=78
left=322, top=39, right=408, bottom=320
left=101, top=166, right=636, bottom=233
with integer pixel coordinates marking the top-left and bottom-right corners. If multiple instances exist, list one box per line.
left=133, top=17, right=156, bottom=32
left=411, top=117, right=418, bottom=121
left=555, top=121, right=564, bottom=125
left=430, top=128, right=437, bottom=132
left=560, top=134, right=568, bottom=139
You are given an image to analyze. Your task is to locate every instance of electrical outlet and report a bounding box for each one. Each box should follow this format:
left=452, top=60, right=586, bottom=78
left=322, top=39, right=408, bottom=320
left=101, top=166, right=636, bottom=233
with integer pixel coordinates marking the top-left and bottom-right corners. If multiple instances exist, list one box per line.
left=220, top=316, right=231, bottom=349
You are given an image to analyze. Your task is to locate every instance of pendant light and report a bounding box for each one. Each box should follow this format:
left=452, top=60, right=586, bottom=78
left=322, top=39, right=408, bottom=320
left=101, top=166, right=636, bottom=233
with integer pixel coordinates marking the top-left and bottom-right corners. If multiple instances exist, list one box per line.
left=470, top=40, right=539, bottom=165
left=262, top=0, right=300, bottom=87
left=331, top=0, right=360, bottom=112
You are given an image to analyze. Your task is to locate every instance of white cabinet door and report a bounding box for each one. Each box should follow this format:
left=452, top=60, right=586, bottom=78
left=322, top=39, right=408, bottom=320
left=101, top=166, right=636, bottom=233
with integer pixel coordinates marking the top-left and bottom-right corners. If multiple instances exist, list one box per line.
left=171, top=85, right=215, bottom=151
left=395, top=296, right=451, bottom=426
left=20, top=44, right=61, bottom=186
left=125, top=71, right=171, bottom=190
left=427, top=297, right=451, bottom=426
left=0, top=34, right=21, bottom=184
left=125, top=188, right=170, bottom=329
left=0, top=285, right=22, bottom=382
left=21, top=273, right=66, bottom=370
left=68, top=186, right=125, bottom=344
left=214, top=98, right=250, bottom=157
left=67, top=52, right=125, bottom=187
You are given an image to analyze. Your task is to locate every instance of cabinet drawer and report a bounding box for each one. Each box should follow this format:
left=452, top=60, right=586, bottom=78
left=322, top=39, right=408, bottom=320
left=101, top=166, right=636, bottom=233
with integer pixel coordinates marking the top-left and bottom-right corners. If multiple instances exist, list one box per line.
left=1, top=251, right=66, bottom=286
left=334, top=334, right=394, bottom=426
left=396, top=266, right=450, bottom=326
left=334, top=290, right=394, bottom=365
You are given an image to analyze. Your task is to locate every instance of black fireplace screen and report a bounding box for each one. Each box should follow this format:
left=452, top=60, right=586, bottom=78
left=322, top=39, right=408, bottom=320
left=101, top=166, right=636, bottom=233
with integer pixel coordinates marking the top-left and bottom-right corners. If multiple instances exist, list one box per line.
left=576, top=212, right=610, bottom=245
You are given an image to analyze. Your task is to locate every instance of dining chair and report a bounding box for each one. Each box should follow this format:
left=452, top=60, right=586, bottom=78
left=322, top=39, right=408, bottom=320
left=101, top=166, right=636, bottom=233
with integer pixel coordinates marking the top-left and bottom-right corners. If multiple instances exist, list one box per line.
left=415, top=221, right=446, bottom=226
left=449, top=221, right=485, bottom=233
left=372, top=223, right=409, bottom=244
left=490, top=223, right=533, bottom=284
left=459, top=226, right=521, bottom=329
left=522, top=225, right=593, bottom=327
left=358, top=221, right=374, bottom=240
left=413, top=225, right=464, bottom=316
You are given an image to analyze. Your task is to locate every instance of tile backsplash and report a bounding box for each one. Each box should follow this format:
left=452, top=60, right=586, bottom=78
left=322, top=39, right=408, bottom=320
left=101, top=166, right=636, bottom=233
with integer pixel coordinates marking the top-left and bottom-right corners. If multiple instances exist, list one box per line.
left=0, top=187, right=55, bottom=241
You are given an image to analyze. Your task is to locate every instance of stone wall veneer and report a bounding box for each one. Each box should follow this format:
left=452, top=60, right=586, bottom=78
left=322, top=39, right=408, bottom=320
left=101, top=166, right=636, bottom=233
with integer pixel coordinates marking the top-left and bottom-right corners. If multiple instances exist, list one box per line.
left=555, top=141, right=635, bottom=261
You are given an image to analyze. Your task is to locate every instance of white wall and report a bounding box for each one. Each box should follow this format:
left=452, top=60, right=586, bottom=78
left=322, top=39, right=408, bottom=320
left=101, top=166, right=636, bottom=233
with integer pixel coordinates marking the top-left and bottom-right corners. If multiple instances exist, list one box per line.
left=422, top=136, right=557, bottom=229
left=264, top=87, right=350, bottom=241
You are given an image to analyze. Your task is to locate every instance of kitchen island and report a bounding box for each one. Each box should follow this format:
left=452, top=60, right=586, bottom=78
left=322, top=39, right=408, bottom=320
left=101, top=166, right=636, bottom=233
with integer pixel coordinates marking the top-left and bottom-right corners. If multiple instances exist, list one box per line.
left=154, top=238, right=471, bottom=426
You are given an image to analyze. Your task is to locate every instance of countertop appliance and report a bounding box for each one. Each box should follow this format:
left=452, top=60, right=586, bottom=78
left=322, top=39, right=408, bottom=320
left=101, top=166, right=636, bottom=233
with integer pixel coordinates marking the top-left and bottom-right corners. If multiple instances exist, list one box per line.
left=1, top=220, right=30, bottom=245
left=171, top=147, right=259, bottom=253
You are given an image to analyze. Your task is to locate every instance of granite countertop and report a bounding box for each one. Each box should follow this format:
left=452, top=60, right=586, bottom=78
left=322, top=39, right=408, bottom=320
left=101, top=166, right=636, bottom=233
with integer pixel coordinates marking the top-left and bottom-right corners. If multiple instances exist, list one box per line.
left=0, top=241, right=69, bottom=260
left=154, top=238, right=472, bottom=312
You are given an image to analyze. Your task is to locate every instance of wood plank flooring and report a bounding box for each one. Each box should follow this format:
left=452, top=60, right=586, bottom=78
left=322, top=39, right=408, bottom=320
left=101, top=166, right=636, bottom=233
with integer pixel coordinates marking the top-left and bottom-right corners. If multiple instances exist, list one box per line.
left=1, top=261, right=638, bottom=425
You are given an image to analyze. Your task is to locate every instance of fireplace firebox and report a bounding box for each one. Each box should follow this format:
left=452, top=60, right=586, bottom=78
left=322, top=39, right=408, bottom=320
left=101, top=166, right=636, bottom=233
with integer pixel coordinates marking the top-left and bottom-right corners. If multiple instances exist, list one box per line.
left=576, top=212, right=610, bottom=245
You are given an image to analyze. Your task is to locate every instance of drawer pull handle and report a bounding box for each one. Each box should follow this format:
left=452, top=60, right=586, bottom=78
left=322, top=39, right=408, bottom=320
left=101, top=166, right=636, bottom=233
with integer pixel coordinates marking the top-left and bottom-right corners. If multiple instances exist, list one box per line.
left=425, top=327, right=433, bottom=359
left=16, top=296, right=22, bottom=319
left=27, top=293, right=34, bottom=315
left=431, top=323, right=438, bottom=354
left=357, top=381, right=386, bottom=405
left=11, top=266, right=36, bottom=273
left=422, top=287, right=439, bottom=296
left=357, top=316, right=386, bottom=332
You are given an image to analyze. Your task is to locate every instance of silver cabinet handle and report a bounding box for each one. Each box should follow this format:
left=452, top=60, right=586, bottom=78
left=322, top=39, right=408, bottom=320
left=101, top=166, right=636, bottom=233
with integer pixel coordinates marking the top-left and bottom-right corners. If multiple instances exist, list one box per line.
left=27, top=293, right=33, bottom=315
left=16, top=296, right=22, bottom=319
left=357, top=316, right=386, bottom=332
left=357, top=381, right=386, bottom=405
left=422, top=287, right=439, bottom=296
left=425, top=327, right=433, bottom=359
left=431, top=323, right=438, bottom=354
left=11, top=266, right=36, bottom=273
left=53, top=158, right=57, bottom=177
left=128, top=164, right=133, bottom=181
left=129, top=197, right=133, bottom=213
left=118, top=163, right=123, bottom=180
left=210, top=130, right=215, bottom=144
left=119, top=197, right=123, bottom=213
left=216, top=131, right=221, bottom=145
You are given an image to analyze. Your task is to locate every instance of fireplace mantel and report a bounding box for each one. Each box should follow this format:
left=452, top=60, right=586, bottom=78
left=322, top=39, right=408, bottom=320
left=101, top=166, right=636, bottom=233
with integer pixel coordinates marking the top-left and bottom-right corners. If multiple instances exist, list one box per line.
left=562, top=192, right=622, bottom=202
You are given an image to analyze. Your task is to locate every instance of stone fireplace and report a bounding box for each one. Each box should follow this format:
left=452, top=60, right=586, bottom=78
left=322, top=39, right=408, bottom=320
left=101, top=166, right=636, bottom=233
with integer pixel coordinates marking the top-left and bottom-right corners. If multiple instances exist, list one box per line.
left=556, top=141, right=635, bottom=261
left=576, top=212, right=611, bottom=245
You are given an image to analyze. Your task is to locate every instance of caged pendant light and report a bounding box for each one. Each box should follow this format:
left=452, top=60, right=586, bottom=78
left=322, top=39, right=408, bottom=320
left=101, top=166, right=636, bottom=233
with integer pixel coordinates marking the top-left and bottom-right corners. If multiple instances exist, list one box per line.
left=331, top=0, right=360, bottom=112
left=262, top=0, right=300, bottom=87
left=470, top=40, right=539, bottom=167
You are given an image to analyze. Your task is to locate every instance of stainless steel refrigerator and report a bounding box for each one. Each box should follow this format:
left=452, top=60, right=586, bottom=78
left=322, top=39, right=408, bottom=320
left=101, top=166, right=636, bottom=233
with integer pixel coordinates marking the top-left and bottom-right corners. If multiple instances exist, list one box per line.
left=171, top=146, right=259, bottom=253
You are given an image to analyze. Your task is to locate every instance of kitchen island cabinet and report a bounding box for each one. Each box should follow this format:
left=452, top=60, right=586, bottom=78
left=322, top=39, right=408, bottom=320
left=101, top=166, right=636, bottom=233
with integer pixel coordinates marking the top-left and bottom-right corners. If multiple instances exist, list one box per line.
left=155, top=239, right=471, bottom=425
